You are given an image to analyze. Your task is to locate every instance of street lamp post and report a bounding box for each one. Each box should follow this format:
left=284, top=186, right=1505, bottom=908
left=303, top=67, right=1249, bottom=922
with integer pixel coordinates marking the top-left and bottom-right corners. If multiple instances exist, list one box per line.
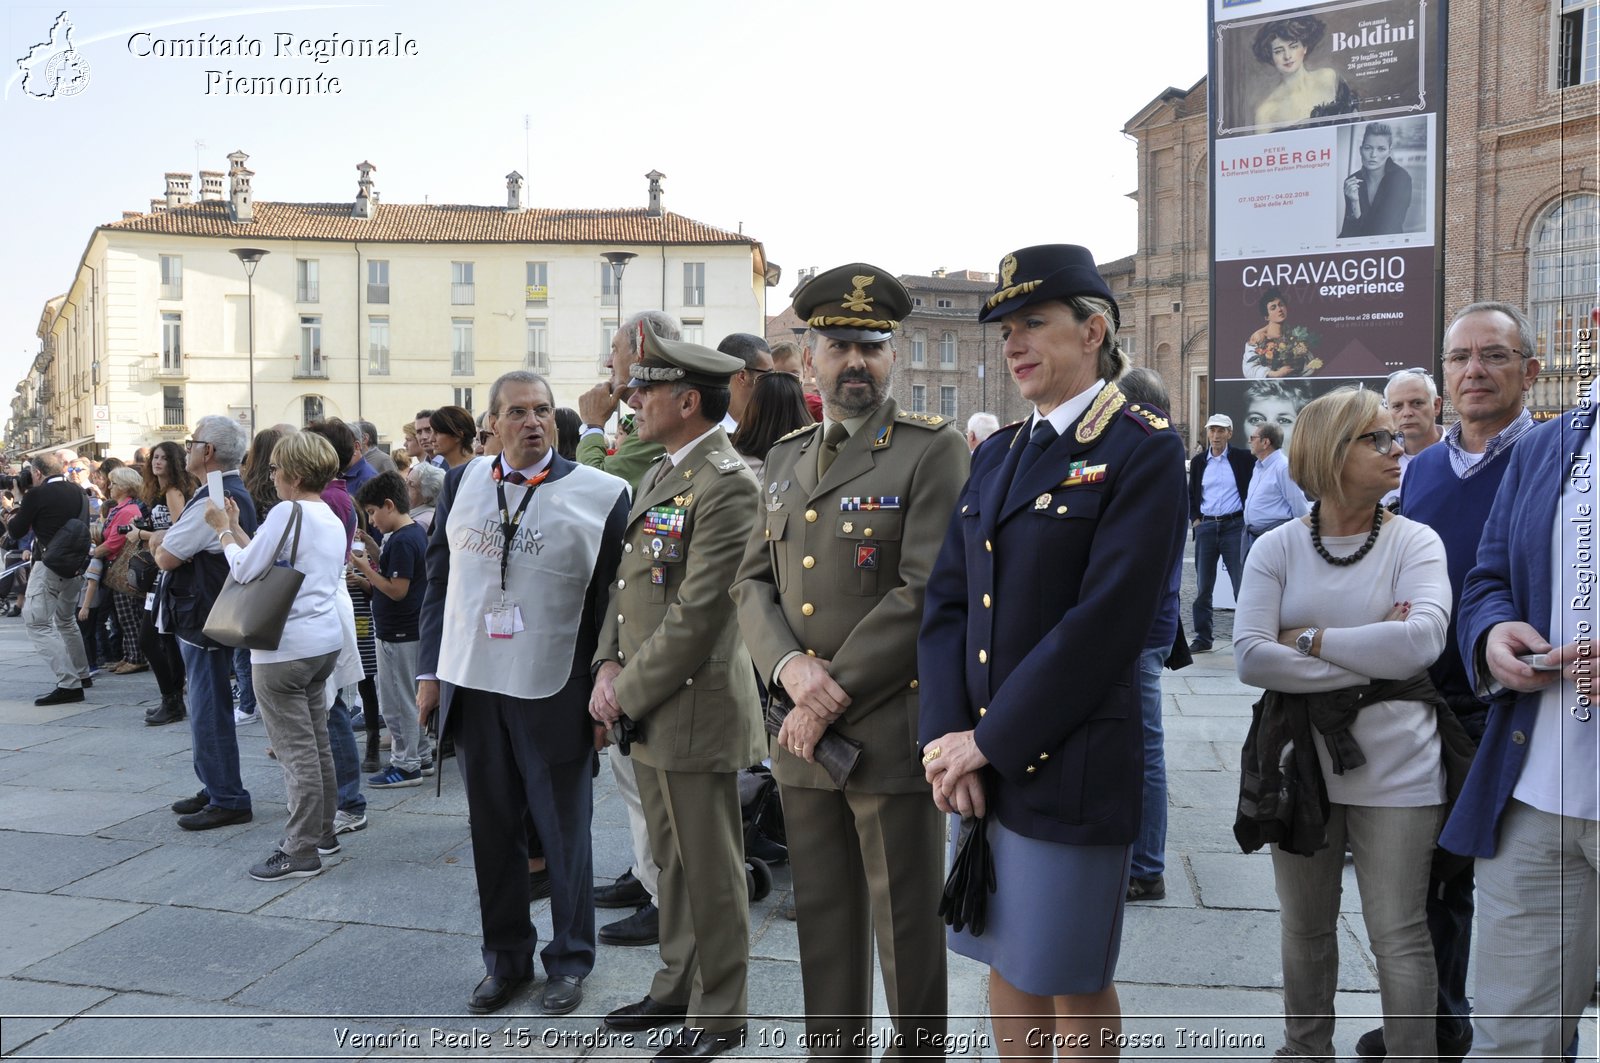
left=601, top=251, right=637, bottom=348
left=230, top=248, right=269, bottom=429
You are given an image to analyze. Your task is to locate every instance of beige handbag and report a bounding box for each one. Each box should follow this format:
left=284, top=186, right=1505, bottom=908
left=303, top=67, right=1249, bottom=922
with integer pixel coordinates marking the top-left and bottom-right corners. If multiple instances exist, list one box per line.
left=202, top=503, right=305, bottom=650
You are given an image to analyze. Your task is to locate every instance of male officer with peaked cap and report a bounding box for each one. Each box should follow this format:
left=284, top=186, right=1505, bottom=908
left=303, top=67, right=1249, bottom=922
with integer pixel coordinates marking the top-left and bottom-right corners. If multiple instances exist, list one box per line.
left=591, top=326, right=765, bottom=1061
left=732, top=264, right=968, bottom=1056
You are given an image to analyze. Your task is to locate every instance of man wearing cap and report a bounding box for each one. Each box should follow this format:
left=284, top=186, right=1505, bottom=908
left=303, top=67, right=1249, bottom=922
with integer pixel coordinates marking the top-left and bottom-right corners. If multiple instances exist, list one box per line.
left=592, top=329, right=764, bottom=1061
left=1187, top=414, right=1252, bottom=653
left=732, top=264, right=967, bottom=1057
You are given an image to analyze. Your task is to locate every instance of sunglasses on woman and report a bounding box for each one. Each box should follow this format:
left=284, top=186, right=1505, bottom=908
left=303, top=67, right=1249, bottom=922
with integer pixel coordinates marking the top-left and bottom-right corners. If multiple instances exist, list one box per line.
left=1351, top=429, right=1406, bottom=456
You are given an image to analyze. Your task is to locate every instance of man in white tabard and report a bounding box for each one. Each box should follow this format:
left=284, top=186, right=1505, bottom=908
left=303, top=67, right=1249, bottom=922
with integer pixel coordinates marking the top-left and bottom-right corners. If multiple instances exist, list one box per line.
left=417, top=370, right=630, bottom=1018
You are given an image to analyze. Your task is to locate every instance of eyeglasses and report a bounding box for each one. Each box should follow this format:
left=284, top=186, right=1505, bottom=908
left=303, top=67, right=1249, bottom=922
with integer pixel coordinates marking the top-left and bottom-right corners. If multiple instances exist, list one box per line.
left=183, top=438, right=213, bottom=451
left=1351, top=429, right=1406, bottom=456
left=1443, top=347, right=1524, bottom=371
left=476, top=430, right=493, bottom=445
left=500, top=405, right=555, bottom=423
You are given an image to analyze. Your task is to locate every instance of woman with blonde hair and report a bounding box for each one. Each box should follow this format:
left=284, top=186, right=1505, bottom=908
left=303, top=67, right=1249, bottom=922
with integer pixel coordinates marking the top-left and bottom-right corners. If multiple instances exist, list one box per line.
left=205, top=431, right=351, bottom=881
left=1234, top=386, right=1463, bottom=1063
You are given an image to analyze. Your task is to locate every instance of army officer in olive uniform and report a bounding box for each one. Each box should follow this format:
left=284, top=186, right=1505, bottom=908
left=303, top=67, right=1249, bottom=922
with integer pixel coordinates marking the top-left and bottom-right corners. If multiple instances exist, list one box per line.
left=591, top=326, right=764, bottom=1062
left=732, top=264, right=968, bottom=1057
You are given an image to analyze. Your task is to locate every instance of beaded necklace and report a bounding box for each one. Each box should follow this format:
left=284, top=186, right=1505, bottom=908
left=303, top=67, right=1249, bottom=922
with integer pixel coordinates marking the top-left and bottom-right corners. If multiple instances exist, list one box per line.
left=1310, top=501, right=1383, bottom=566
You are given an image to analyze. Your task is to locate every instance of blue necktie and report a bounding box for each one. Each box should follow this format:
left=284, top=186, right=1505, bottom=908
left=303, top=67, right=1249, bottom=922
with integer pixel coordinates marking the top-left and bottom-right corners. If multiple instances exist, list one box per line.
left=1011, top=419, right=1058, bottom=492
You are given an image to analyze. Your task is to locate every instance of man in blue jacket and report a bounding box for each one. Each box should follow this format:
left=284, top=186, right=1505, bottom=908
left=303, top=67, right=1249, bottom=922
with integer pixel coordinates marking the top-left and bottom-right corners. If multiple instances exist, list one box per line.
left=1445, top=380, right=1597, bottom=1060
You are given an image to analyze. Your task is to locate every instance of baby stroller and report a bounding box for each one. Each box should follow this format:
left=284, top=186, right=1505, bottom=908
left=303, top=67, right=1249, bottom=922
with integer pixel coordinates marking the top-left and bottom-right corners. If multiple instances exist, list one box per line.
left=738, top=764, right=786, bottom=902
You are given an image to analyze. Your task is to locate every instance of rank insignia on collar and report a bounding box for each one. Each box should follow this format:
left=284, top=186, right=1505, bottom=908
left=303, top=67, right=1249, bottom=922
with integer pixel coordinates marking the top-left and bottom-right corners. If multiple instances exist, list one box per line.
left=1074, top=382, right=1126, bottom=444
left=873, top=424, right=892, bottom=448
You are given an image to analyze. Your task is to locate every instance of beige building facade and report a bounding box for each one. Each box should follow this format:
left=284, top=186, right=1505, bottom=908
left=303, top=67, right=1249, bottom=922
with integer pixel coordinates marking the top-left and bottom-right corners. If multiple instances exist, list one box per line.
left=10, top=158, right=774, bottom=456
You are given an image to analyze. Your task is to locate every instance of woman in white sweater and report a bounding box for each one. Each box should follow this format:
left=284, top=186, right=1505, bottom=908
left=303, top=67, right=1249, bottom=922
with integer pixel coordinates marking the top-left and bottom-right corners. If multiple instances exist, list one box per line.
left=205, top=431, right=351, bottom=883
left=1234, top=387, right=1450, bottom=1063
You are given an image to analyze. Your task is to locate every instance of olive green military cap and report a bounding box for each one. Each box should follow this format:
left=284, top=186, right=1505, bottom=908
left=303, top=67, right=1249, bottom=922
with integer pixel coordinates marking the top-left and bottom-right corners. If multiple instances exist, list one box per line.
left=627, top=320, right=745, bottom=389
left=794, top=263, right=912, bottom=343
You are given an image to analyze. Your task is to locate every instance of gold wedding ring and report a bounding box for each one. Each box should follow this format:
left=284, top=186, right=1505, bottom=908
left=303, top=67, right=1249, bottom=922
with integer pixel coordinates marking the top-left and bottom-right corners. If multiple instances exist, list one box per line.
left=921, top=746, right=942, bottom=765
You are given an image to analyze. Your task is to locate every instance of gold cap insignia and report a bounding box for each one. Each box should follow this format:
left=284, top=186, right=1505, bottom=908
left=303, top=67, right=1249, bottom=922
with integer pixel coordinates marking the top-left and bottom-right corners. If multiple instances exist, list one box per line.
left=841, top=275, right=876, bottom=313
left=1000, top=254, right=1018, bottom=288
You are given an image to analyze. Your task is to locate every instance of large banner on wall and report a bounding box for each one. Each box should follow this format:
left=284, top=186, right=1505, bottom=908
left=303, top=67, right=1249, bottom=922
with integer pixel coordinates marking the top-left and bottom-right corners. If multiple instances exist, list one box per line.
left=1209, top=0, right=1445, bottom=436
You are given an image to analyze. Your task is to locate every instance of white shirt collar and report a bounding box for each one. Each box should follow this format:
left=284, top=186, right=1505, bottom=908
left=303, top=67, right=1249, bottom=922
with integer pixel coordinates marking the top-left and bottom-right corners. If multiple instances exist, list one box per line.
left=1033, top=379, right=1106, bottom=437
left=666, top=424, right=722, bottom=466
left=498, top=450, right=554, bottom=480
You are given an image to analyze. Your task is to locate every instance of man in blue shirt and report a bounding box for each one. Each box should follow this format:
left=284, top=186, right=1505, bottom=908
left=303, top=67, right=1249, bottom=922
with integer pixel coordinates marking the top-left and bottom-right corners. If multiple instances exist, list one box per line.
left=1187, top=414, right=1252, bottom=652
left=1242, top=421, right=1308, bottom=560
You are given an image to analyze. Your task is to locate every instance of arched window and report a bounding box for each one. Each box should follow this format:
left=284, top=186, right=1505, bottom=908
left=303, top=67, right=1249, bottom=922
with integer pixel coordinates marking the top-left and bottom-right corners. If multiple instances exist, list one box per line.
left=1529, top=193, right=1598, bottom=374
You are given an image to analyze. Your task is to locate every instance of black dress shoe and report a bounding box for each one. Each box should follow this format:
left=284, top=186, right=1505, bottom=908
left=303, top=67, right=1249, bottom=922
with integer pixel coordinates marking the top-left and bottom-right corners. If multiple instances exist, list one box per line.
left=35, top=686, right=85, bottom=706
left=177, top=805, right=252, bottom=831
left=528, top=867, right=552, bottom=901
left=595, top=868, right=650, bottom=908
left=599, top=901, right=659, bottom=946
left=466, top=973, right=529, bottom=1015
left=1355, top=1025, right=1471, bottom=1063
left=1188, top=639, right=1213, bottom=653
left=604, top=995, right=689, bottom=1032
left=540, top=974, right=583, bottom=1015
left=1126, top=874, right=1166, bottom=901
left=653, top=1024, right=747, bottom=1061
left=171, top=791, right=209, bottom=815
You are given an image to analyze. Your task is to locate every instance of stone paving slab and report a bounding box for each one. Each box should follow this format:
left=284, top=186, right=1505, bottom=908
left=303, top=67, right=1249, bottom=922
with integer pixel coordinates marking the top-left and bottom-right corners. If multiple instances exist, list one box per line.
left=1172, top=693, right=1256, bottom=718
left=1167, top=767, right=1243, bottom=811
left=0, top=890, right=148, bottom=978
left=1117, top=907, right=1377, bottom=993
left=0, top=722, right=92, bottom=751
left=1, top=749, right=199, bottom=795
left=1163, top=739, right=1228, bottom=772
left=16, top=905, right=336, bottom=1000
left=0, top=977, right=114, bottom=1056
left=0, top=785, right=174, bottom=836
left=0, top=830, right=155, bottom=893
left=54, top=841, right=314, bottom=913
left=255, top=854, right=482, bottom=934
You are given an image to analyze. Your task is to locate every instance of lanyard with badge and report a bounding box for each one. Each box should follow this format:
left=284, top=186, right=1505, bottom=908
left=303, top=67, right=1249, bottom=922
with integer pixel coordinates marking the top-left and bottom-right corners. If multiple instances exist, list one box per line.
left=486, top=464, right=546, bottom=638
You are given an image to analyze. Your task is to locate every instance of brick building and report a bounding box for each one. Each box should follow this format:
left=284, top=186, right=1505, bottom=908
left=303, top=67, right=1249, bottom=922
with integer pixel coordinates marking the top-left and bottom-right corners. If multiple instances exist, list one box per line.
left=1123, top=1, right=1598, bottom=445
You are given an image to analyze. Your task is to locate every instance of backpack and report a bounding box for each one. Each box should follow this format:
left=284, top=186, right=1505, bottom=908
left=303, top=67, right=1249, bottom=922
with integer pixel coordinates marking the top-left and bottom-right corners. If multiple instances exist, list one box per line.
left=42, top=491, right=91, bottom=579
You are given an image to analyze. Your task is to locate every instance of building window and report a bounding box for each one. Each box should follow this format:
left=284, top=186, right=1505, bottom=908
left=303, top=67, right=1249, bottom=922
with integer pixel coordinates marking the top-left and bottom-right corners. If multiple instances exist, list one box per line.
left=913, top=297, right=924, bottom=307
left=159, top=255, right=182, bottom=300
left=297, top=259, right=319, bottom=303
left=367, top=260, right=389, bottom=303
left=526, top=261, right=549, bottom=307
left=682, top=321, right=704, bottom=346
left=911, top=384, right=927, bottom=412
left=1559, top=0, right=1599, bottom=87
left=454, top=386, right=473, bottom=412
left=601, top=264, right=618, bottom=306
left=161, top=311, right=182, bottom=372
left=452, top=318, right=474, bottom=375
left=940, top=386, right=958, bottom=420
left=526, top=320, right=548, bottom=370
left=936, top=298, right=954, bottom=309
left=298, top=315, right=324, bottom=377
left=303, top=395, right=324, bottom=425
left=1529, top=193, right=1599, bottom=373
left=451, top=261, right=475, bottom=305
left=368, top=316, right=390, bottom=375
left=601, top=324, right=617, bottom=356
left=911, top=331, right=926, bottom=365
left=162, top=385, right=184, bottom=426
left=940, top=331, right=957, bottom=368
left=683, top=262, right=705, bottom=307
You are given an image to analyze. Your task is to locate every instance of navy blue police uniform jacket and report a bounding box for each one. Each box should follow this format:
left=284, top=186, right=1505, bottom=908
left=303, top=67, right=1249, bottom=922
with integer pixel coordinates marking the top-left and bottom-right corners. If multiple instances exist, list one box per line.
left=917, top=384, right=1188, bottom=846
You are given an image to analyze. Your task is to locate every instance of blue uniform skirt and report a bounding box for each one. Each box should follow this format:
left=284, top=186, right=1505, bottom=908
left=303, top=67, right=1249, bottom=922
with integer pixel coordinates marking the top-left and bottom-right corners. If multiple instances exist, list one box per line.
left=947, top=814, right=1131, bottom=997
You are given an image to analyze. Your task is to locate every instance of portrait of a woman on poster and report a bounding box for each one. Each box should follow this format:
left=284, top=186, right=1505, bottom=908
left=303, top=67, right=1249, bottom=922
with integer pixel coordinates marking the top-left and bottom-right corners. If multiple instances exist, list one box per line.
left=1252, top=16, right=1358, bottom=133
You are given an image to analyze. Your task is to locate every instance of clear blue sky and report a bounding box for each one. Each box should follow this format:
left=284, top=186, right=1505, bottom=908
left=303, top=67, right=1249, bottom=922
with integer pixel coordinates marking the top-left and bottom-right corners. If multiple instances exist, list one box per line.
left=0, top=0, right=1207, bottom=393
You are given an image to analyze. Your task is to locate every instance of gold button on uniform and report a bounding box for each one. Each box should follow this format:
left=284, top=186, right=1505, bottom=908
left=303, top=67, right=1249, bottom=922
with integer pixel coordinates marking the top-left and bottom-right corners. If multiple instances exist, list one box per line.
left=1025, top=766, right=1037, bottom=775
left=765, top=529, right=771, bottom=539
left=982, top=594, right=992, bottom=608
left=978, top=706, right=987, bottom=716
left=1038, top=752, right=1049, bottom=761
left=984, top=540, right=992, bottom=552
left=863, top=527, right=873, bottom=537
left=802, top=603, right=815, bottom=616
left=802, top=556, right=815, bottom=569
left=1056, top=505, right=1068, bottom=515
left=978, top=649, right=988, bottom=664
left=909, top=679, right=919, bottom=689
left=625, top=543, right=633, bottom=553
left=617, top=579, right=626, bottom=589
left=806, top=649, right=817, bottom=657
left=685, top=678, right=693, bottom=686
left=617, top=614, right=625, bottom=625
left=805, top=509, right=818, bottom=523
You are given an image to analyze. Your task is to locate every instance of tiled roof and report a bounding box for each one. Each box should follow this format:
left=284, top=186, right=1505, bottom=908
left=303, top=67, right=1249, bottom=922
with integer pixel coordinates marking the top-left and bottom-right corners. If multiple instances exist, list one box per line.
left=1098, top=254, right=1135, bottom=276
left=100, top=201, right=755, bottom=246
left=899, top=273, right=994, bottom=293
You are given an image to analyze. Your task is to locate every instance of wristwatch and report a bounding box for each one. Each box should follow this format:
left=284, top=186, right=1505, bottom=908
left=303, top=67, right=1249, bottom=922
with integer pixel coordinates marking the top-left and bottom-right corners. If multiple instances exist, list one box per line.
left=1295, top=628, right=1320, bottom=656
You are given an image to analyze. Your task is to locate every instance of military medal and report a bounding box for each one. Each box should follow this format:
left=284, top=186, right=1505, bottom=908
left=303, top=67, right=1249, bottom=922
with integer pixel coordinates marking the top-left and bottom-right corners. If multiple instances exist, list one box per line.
left=840, top=496, right=901, bottom=511
left=651, top=565, right=666, bottom=585
left=651, top=536, right=663, bottom=559
left=855, top=544, right=879, bottom=570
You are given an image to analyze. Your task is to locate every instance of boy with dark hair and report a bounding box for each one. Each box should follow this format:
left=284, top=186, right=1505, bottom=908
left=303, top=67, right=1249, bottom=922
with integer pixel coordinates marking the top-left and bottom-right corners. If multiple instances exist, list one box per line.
left=353, top=471, right=431, bottom=786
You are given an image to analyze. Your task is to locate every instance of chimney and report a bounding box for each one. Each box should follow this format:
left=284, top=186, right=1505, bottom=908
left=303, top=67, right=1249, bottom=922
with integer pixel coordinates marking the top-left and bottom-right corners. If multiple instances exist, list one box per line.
left=505, top=170, right=524, bottom=211
left=164, top=172, right=192, bottom=208
left=931, top=267, right=946, bottom=278
left=645, top=169, right=665, bottom=217
left=199, top=170, right=225, bottom=201
left=353, top=160, right=377, bottom=219
left=227, top=149, right=254, bottom=223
